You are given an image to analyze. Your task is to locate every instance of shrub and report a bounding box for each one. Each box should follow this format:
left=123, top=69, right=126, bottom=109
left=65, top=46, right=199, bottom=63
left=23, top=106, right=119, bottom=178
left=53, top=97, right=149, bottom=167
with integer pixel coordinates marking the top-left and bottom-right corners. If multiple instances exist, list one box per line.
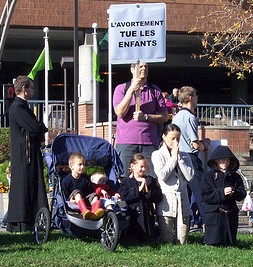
left=0, top=128, right=10, bottom=163
left=0, top=161, right=10, bottom=185
left=84, top=165, right=105, bottom=176
left=0, top=183, right=9, bottom=193
left=0, top=161, right=10, bottom=192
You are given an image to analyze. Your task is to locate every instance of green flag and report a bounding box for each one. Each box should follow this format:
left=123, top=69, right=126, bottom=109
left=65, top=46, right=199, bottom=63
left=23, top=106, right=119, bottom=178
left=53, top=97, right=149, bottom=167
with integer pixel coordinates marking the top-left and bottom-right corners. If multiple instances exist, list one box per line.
left=92, top=50, right=104, bottom=83
left=28, top=48, right=53, bottom=80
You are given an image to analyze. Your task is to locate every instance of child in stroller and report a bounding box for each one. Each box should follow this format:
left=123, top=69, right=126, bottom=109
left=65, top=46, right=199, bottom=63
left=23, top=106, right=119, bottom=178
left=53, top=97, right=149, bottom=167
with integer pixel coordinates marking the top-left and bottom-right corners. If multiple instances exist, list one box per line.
left=62, top=152, right=104, bottom=220
left=90, top=171, right=123, bottom=210
left=35, top=134, right=130, bottom=251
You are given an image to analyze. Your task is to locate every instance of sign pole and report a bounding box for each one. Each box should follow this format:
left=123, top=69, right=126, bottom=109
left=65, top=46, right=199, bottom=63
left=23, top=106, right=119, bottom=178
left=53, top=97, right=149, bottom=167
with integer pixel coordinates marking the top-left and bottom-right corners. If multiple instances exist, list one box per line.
left=135, top=60, right=140, bottom=112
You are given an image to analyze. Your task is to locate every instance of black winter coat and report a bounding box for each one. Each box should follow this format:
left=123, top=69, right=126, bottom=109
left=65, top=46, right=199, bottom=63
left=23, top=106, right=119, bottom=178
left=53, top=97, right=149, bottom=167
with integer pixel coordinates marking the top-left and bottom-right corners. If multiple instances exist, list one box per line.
left=7, top=97, right=48, bottom=232
left=201, top=145, right=246, bottom=246
left=119, top=175, right=162, bottom=237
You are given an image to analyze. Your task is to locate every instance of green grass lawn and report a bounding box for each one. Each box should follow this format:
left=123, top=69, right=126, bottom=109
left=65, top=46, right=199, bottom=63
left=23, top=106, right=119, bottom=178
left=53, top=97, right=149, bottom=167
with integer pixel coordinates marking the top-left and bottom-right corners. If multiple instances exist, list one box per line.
left=0, top=230, right=252, bottom=267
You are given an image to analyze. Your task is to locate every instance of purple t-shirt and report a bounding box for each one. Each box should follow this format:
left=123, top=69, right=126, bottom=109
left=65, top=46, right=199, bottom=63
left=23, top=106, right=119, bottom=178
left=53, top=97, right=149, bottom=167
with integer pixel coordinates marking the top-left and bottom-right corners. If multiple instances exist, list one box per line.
left=113, top=82, right=167, bottom=146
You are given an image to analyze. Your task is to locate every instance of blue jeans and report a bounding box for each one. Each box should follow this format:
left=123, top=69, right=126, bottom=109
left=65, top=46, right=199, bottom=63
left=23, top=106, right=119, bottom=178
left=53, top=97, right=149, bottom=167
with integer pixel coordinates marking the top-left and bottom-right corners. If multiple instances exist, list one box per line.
left=1, top=211, right=8, bottom=226
left=116, top=144, right=158, bottom=178
left=188, top=153, right=206, bottom=224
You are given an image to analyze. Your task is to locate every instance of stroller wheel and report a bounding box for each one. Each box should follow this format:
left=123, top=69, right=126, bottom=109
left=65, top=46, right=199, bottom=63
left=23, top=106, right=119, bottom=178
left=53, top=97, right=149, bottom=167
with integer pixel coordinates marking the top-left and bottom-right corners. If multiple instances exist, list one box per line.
left=100, top=211, right=120, bottom=252
left=34, top=207, right=50, bottom=244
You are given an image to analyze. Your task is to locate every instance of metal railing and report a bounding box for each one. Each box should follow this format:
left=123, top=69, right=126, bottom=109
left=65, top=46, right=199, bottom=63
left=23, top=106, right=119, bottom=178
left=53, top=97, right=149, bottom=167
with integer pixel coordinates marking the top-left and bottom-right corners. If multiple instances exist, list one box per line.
left=1, top=101, right=253, bottom=129
left=0, top=99, right=74, bottom=130
left=197, top=104, right=253, bottom=127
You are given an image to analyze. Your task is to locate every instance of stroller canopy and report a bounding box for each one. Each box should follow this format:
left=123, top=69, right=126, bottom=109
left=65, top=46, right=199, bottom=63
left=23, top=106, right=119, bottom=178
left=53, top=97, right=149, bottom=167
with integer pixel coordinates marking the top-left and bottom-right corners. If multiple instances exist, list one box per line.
left=51, top=134, right=123, bottom=184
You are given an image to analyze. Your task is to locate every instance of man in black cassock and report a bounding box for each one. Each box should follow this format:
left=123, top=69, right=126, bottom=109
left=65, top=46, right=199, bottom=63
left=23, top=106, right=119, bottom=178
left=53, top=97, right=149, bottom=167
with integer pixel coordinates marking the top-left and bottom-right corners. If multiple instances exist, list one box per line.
left=7, top=75, right=48, bottom=232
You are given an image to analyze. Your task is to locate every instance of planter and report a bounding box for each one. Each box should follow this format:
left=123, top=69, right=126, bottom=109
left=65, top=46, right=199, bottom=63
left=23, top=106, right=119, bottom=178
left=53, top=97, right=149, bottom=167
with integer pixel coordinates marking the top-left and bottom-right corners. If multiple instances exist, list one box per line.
left=0, top=193, right=8, bottom=219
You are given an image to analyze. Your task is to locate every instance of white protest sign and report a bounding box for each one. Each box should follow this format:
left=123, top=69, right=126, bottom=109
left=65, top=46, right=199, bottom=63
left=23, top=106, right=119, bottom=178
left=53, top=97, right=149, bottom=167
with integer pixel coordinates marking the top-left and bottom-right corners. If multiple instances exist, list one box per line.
left=108, top=3, right=166, bottom=64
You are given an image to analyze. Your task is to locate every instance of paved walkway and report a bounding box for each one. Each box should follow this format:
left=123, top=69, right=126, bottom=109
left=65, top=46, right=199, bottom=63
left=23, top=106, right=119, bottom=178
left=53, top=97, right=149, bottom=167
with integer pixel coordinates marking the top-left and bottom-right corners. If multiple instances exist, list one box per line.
left=238, top=223, right=253, bottom=234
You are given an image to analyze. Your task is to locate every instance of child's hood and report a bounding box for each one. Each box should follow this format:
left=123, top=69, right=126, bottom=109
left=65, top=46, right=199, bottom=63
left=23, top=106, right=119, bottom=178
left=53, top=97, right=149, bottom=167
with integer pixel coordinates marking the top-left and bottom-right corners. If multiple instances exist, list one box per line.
left=207, top=145, right=239, bottom=172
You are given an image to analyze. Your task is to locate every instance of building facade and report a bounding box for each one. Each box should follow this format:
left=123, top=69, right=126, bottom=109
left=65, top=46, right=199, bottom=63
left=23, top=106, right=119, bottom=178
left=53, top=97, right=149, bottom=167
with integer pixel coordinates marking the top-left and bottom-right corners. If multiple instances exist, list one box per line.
left=0, top=1, right=252, bottom=141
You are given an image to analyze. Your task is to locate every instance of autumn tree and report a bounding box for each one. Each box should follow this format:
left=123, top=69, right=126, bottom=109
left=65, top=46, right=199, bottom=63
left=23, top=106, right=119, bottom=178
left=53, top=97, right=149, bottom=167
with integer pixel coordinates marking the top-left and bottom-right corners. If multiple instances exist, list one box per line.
left=191, top=0, right=253, bottom=79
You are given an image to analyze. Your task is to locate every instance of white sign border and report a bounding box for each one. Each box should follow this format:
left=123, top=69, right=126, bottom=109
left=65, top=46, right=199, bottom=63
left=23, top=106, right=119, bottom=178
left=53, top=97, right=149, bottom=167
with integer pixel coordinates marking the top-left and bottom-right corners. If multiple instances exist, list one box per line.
left=108, top=3, right=166, bottom=65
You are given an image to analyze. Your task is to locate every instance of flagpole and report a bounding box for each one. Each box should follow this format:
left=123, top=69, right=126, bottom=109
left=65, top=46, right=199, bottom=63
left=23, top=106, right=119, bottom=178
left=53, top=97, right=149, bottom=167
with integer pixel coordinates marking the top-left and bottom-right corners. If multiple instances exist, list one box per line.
left=43, top=27, right=49, bottom=145
left=108, top=9, right=112, bottom=144
left=92, top=22, right=98, bottom=137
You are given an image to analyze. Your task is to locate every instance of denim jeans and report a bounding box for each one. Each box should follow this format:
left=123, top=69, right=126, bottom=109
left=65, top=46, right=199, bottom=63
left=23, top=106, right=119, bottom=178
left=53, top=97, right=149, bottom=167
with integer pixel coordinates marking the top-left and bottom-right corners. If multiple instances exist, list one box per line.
left=1, top=211, right=8, bottom=226
left=188, top=153, right=206, bottom=224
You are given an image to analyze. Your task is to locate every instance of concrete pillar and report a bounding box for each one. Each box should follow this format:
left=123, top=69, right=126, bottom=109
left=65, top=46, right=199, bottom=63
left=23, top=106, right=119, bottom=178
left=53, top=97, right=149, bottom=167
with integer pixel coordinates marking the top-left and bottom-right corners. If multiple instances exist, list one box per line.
left=79, top=44, right=93, bottom=103
left=78, top=33, right=102, bottom=134
left=78, top=43, right=93, bottom=133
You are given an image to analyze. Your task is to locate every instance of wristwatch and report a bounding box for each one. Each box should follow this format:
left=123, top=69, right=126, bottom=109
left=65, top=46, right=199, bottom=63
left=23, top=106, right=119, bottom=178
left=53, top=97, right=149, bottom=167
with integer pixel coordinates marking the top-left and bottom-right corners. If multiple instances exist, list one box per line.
left=144, top=113, right=150, bottom=121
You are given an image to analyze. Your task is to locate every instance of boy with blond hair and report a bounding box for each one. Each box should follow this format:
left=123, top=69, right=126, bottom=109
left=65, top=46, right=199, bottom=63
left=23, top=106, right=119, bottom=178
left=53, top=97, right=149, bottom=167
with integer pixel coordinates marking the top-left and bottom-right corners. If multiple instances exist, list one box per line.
left=62, top=152, right=104, bottom=220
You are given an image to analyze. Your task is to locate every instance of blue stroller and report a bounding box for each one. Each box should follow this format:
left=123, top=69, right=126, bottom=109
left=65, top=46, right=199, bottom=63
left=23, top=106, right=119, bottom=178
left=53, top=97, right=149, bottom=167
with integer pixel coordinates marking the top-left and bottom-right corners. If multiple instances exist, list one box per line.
left=34, top=134, right=129, bottom=251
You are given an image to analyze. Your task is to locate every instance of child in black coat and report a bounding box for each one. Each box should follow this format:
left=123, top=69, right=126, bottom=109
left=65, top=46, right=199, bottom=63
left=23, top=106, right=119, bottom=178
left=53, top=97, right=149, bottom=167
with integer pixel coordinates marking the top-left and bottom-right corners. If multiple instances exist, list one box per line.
left=201, top=145, right=246, bottom=246
left=119, top=153, right=162, bottom=240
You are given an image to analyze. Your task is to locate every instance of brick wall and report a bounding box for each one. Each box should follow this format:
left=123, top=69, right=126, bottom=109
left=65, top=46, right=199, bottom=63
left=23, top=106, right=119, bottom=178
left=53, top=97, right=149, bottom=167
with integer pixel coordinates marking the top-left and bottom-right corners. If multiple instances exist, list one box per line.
left=4, top=0, right=222, bottom=31
left=81, top=124, right=250, bottom=155
left=83, top=124, right=117, bottom=144
left=78, top=103, right=116, bottom=142
left=78, top=103, right=93, bottom=134
left=198, top=126, right=250, bottom=156
left=77, top=103, right=250, bottom=155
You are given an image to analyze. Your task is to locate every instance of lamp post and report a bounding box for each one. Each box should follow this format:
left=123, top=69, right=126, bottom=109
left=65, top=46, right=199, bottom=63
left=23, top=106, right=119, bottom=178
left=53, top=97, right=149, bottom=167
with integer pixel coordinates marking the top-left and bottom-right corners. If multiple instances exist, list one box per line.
left=60, top=57, right=74, bottom=132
